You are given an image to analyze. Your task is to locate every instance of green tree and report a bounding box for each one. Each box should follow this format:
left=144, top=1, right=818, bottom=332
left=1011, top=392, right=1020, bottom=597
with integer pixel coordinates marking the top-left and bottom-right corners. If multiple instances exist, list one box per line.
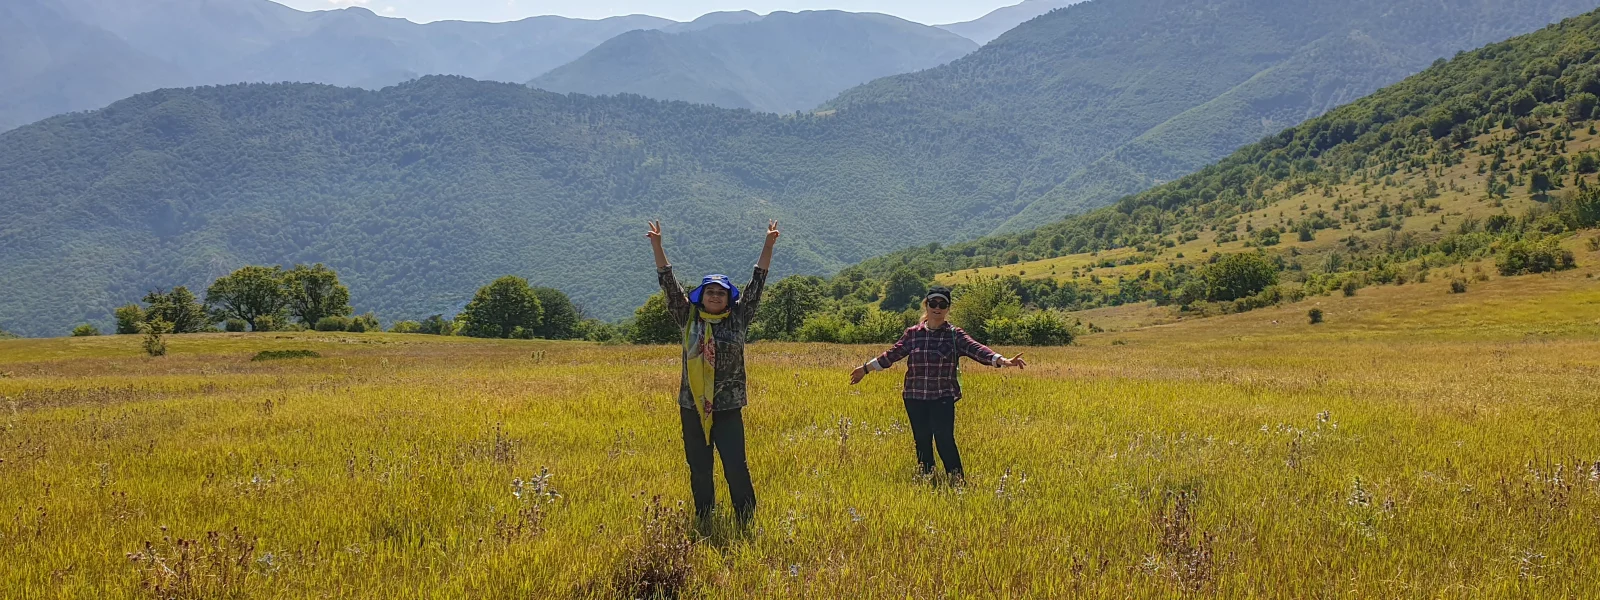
left=461, top=276, right=543, bottom=339
left=1202, top=253, right=1279, bottom=301
left=530, top=287, right=581, bottom=340
left=1566, top=92, right=1598, bottom=121
left=205, top=265, right=287, bottom=331
left=114, top=304, right=145, bottom=334
left=71, top=324, right=101, bottom=337
left=419, top=314, right=456, bottom=335
left=282, top=264, right=352, bottom=327
left=627, top=293, right=680, bottom=345
left=144, top=287, right=211, bottom=333
left=948, top=277, right=1022, bottom=344
left=880, top=267, right=928, bottom=312
left=755, top=275, right=825, bottom=340
left=390, top=320, right=423, bottom=334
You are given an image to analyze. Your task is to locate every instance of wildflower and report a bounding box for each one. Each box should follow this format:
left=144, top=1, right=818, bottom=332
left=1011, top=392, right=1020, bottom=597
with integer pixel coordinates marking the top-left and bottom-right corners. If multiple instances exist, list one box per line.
left=848, top=507, right=863, bottom=523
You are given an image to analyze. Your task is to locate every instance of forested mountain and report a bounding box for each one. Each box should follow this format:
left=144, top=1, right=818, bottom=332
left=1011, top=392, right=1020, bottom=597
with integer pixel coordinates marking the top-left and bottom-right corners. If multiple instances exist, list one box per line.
left=830, top=0, right=1597, bottom=232
left=0, top=78, right=1014, bottom=336
left=937, top=0, right=1083, bottom=45
left=2, top=0, right=1596, bottom=336
left=0, top=0, right=673, bottom=131
left=0, top=0, right=187, bottom=131
left=855, top=7, right=1600, bottom=295
left=530, top=11, right=977, bottom=113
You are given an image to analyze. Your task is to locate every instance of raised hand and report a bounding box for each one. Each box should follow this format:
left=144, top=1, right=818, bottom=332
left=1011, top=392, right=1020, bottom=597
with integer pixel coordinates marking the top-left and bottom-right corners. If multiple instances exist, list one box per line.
left=647, top=220, right=669, bottom=268
left=756, top=219, right=779, bottom=271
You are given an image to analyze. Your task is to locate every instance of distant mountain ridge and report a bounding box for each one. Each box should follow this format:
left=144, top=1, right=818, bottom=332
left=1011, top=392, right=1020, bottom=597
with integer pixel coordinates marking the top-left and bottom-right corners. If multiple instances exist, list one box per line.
left=530, top=11, right=978, bottom=113
left=0, top=0, right=674, bottom=131
left=938, top=0, right=1085, bottom=45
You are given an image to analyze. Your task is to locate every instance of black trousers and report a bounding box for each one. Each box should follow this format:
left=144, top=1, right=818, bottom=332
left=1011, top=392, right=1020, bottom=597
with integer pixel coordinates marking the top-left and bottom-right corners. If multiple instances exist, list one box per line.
left=679, top=407, right=756, bottom=521
left=904, top=398, right=963, bottom=476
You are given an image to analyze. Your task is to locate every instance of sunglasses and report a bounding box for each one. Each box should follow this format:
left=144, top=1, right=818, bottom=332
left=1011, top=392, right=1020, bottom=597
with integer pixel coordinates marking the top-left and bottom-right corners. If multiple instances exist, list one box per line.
left=926, top=298, right=950, bottom=309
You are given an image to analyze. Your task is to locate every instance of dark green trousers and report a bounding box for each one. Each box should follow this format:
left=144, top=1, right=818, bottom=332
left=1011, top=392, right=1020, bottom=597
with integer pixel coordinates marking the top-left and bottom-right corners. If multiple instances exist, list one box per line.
left=679, top=407, right=756, bottom=521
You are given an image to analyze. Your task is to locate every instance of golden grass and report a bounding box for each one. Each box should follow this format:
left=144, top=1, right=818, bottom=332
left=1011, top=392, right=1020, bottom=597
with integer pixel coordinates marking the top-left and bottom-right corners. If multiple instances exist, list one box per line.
left=4, top=271, right=1600, bottom=597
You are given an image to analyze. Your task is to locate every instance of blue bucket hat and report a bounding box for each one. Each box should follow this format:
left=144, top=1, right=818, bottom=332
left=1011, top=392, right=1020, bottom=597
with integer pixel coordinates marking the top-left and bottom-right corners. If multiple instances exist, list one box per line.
left=688, top=274, right=741, bottom=305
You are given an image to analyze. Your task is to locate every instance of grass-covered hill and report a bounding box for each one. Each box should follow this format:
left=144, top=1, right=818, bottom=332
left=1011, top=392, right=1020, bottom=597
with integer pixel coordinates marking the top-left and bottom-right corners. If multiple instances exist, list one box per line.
left=854, top=8, right=1600, bottom=323
left=531, top=11, right=978, bottom=114
left=1, top=0, right=1592, bottom=337
left=830, top=0, right=1597, bottom=230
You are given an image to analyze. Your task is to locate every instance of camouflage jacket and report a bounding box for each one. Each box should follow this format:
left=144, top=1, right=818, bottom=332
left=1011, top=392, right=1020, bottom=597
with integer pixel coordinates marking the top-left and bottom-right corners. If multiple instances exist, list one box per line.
left=658, top=266, right=768, bottom=412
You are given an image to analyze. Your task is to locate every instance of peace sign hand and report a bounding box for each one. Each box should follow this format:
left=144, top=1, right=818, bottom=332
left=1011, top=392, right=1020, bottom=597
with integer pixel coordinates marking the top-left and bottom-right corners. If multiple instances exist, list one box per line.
left=646, top=220, right=663, bottom=246
left=765, top=219, right=780, bottom=245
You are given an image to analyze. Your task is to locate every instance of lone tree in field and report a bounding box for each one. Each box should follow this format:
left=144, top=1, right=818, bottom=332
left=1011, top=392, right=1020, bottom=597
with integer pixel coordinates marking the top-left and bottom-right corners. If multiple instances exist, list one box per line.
left=530, top=287, right=581, bottom=340
left=282, top=264, right=352, bottom=327
left=206, top=265, right=288, bottom=331
left=1308, top=308, right=1324, bottom=325
left=143, top=287, right=211, bottom=333
left=461, top=276, right=543, bottom=339
left=628, top=293, right=680, bottom=345
left=1203, top=253, right=1279, bottom=301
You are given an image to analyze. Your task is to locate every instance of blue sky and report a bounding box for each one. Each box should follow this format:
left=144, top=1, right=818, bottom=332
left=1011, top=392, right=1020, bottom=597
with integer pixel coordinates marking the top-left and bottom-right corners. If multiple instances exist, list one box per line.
left=267, top=0, right=1022, bottom=25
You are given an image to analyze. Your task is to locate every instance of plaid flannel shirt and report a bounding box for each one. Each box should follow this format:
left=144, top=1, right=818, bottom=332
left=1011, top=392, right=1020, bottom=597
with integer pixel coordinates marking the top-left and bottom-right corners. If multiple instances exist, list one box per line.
left=866, top=322, right=1002, bottom=401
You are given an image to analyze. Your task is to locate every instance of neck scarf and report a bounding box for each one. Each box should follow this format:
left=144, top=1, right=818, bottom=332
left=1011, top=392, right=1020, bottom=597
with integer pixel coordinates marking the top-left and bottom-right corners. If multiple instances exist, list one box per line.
left=684, top=308, right=730, bottom=443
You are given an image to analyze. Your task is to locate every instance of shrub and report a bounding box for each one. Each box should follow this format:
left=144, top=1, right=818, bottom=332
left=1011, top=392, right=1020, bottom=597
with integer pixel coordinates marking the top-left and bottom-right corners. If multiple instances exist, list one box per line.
left=1308, top=308, right=1324, bottom=325
left=841, top=308, right=910, bottom=345
left=627, top=293, right=680, bottom=345
left=1588, top=236, right=1600, bottom=252
left=139, top=319, right=171, bottom=357
left=795, top=312, right=849, bottom=344
left=578, top=319, right=620, bottom=343
left=1203, top=253, right=1280, bottom=301
left=224, top=319, right=249, bottom=332
left=612, top=497, right=694, bottom=599
left=389, top=320, right=422, bottom=334
left=71, top=324, right=101, bottom=337
left=1342, top=279, right=1360, bottom=297
left=948, top=277, right=1022, bottom=344
left=114, top=304, right=145, bottom=334
left=314, top=316, right=350, bottom=332
left=1496, top=239, right=1576, bottom=276
left=346, top=313, right=380, bottom=333
left=1449, top=279, right=1469, bottom=294
left=999, top=311, right=1076, bottom=346
left=251, top=350, right=321, bottom=361
left=419, top=314, right=456, bottom=336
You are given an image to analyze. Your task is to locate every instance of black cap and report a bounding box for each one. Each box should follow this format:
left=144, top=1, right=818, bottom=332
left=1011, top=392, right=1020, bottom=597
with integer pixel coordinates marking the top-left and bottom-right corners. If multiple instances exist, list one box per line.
left=925, top=286, right=952, bottom=302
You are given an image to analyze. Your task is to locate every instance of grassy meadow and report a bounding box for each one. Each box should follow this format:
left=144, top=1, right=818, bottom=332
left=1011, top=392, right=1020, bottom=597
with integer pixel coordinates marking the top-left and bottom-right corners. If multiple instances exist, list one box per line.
left=3, top=265, right=1600, bottom=598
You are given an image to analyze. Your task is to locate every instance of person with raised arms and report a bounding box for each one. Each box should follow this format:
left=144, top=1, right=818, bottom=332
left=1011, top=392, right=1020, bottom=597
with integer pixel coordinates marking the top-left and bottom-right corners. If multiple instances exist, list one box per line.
left=850, top=286, right=1027, bottom=482
left=648, top=219, right=777, bottom=526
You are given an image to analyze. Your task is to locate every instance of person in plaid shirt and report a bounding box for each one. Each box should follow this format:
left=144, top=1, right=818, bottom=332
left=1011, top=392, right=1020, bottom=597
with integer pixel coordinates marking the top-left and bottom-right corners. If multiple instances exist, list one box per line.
left=850, top=286, right=1027, bottom=480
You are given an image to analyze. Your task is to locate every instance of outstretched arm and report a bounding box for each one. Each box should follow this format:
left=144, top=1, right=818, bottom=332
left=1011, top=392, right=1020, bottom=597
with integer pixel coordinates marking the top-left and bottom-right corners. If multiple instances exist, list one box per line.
left=850, top=327, right=915, bottom=385
left=955, top=328, right=1027, bottom=369
left=648, top=221, right=690, bottom=327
